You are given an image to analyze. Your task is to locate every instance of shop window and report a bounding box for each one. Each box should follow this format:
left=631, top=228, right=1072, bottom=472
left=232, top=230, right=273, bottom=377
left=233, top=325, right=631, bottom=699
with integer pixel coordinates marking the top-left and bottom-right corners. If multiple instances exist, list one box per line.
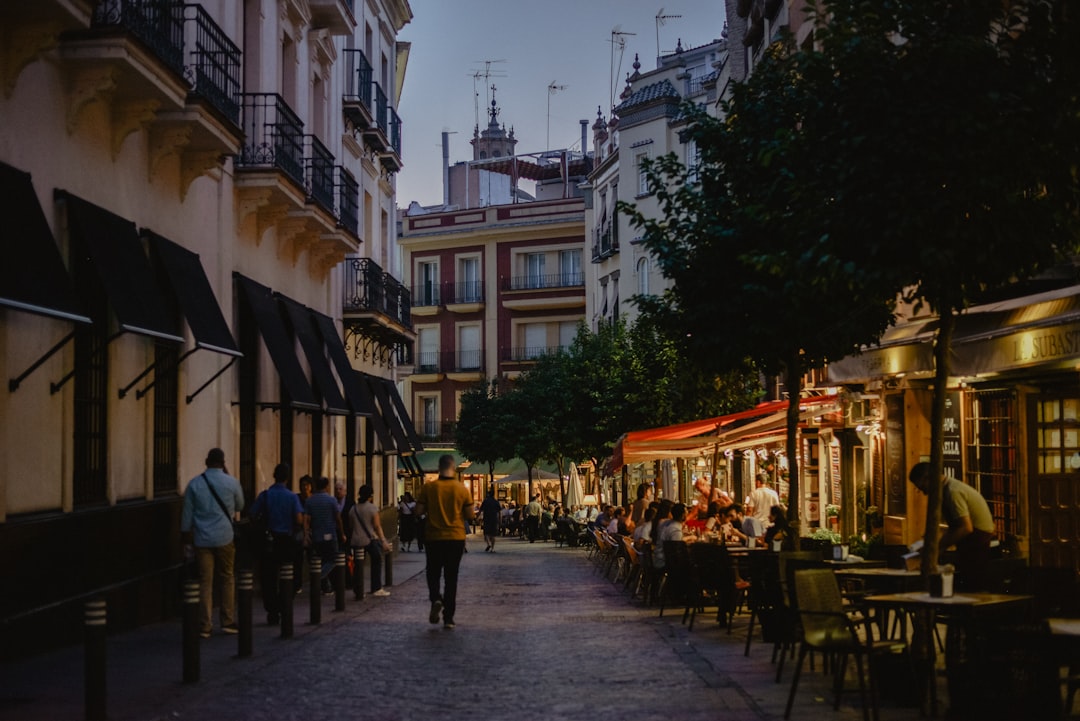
left=964, top=390, right=1018, bottom=538
left=1035, top=396, right=1080, bottom=474
left=72, top=316, right=108, bottom=507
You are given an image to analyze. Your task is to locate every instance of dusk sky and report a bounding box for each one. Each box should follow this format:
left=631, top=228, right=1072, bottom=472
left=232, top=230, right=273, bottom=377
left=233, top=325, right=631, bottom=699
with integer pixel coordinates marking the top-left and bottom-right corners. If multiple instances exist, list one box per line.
left=395, top=0, right=728, bottom=207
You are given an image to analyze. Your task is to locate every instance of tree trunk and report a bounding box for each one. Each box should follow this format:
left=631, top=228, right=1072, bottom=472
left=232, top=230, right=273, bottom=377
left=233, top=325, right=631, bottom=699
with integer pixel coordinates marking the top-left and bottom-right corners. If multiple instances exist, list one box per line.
left=922, top=310, right=954, bottom=584
left=785, top=352, right=803, bottom=527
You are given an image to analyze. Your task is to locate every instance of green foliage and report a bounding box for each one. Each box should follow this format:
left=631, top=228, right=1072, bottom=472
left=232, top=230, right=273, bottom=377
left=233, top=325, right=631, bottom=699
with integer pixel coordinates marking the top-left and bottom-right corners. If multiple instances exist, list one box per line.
left=454, top=379, right=508, bottom=479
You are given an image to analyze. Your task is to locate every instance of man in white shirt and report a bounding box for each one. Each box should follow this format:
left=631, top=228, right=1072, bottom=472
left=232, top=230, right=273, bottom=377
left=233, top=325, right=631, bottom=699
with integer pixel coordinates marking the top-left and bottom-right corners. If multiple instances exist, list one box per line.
left=749, top=474, right=780, bottom=526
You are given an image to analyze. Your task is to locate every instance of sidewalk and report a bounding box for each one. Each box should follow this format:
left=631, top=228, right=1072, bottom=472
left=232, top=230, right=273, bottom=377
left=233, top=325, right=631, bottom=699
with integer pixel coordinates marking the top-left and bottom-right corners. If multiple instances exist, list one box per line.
left=1, top=533, right=941, bottom=721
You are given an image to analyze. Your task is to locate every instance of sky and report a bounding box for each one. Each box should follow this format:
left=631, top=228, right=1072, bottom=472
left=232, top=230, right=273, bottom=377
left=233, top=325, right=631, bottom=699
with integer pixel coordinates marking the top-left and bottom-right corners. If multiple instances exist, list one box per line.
left=395, top=0, right=728, bottom=207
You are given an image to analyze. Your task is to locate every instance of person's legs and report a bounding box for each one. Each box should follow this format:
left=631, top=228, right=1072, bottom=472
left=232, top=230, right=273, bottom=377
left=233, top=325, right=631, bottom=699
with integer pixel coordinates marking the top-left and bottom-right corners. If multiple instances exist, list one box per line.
left=425, top=541, right=445, bottom=602
left=441, top=540, right=466, bottom=625
left=218, top=543, right=236, bottom=628
left=196, top=547, right=215, bottom=634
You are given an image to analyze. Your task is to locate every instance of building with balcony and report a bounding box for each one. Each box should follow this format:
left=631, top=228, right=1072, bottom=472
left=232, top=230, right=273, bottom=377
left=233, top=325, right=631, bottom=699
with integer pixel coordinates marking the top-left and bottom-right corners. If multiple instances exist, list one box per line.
left=399, top=103, right=587, bottom=474
left=0, top=0, right=417, bottom=654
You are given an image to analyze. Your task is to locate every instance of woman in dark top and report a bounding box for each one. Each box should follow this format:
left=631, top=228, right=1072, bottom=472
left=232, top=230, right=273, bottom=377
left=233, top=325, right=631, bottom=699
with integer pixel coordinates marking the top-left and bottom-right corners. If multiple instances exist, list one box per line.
left=764, top=504, right=794, bottom=550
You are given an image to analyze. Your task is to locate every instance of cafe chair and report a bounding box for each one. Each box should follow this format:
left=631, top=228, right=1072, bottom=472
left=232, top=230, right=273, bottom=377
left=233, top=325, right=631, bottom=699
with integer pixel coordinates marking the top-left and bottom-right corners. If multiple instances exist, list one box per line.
left=784, top=569, right=906, bottom=721
left=619, top=536, right=643, bottom=594
left=686, top=543, right=748, bottom=632
left=658, top=540, right=694, bottom=620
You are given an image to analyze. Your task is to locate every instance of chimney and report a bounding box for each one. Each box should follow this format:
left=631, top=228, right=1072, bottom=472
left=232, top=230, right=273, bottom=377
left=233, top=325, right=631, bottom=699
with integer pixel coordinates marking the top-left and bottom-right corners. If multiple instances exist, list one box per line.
left=442, top=131, right=451, bottom=207
left=580, top=119, right=588, bottom=159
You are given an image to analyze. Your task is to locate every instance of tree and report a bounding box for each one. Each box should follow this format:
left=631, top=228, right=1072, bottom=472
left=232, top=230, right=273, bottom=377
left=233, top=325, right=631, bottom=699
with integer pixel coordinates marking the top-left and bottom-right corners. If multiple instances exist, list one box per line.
left=454, top=379, right=510, bottom=486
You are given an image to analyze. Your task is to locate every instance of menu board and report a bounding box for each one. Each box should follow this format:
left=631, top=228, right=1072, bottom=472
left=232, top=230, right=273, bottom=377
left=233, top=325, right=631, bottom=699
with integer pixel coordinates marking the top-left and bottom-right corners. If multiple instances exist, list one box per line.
left=830, top=441, right=842, bottom=504
left=885, top=393, right=906, bottom=515
left=941, top=391, right=962, bottom=481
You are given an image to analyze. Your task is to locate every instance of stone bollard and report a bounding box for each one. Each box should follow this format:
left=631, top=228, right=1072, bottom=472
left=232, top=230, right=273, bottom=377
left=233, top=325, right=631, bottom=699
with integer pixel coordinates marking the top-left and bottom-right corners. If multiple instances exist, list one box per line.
left=278, top=566, right=294, bottom=639
left=237, top=570, right=253, bottom=658
left=384, top=545, right=393, bottom=588
left=353, top=546, right=365, bottom=600
left=334, top=553, right=347, bottom=611
left=84, top=598, right=107, bottom=721
left=181, top=581, right=200, bottom=683
left=309, top=557, right=322, bottom=625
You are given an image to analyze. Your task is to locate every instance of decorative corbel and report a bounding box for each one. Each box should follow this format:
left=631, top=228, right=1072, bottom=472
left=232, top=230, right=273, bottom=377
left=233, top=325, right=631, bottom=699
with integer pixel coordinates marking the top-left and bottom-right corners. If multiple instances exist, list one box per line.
left=66, top=64, right=117, bottom=133
left=3, top=21, right=61, bottom=98
left=112, top=99, right=160, bottom=158
left=276, top=215, right=313, bottom=264
left=148, top=123, right=192, bottom=179
left=254, top=202, right=289, bottom=244
left=237, top=186, right=273, bottom=226
left=179, top=150, right=224, bottom=200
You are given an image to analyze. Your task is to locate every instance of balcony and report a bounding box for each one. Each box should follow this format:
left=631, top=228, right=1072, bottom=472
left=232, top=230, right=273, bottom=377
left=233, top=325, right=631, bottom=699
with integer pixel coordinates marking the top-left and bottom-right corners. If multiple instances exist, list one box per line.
left=411, top=284, right=441, bottom=309
left=335, top=166, right=359, bottom=238
left=363, top=83, right=390, bottom=152
left=91, top=0, right=185, bottom=79
left=341, top=49, right=374, bottom=131
left=417, top=420, right=457, bottom=445
left=447, top=281, right=484, bottom=306
left=503, top=272, right=585, bottom=291
left=342, top=258, right=415, bottom=362
left=237, top=93, right=305, bottom=189
left=502, top=346, right=569, bottom=362
left=381, top=106, right=403, bottom=172
left=309, top=0, right=356, bottom=35
left=591, top=224, right=619, bottom=262
left=305, top=134, right=335, bottom=214
left=183, top=3, right=241, bottom=125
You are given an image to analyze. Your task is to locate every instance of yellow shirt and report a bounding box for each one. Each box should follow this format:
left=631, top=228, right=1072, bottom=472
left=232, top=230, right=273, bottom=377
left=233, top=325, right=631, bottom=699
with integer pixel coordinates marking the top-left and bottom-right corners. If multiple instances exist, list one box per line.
left=417, top=478, right=473, bottom=541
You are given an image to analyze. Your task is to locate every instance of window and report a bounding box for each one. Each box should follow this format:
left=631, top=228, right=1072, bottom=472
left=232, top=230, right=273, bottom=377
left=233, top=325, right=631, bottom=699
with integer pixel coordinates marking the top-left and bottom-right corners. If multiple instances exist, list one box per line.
left=636, top=151, right=650, bottom=195
left=417, top=260, right=439, bottom=306
left=420, top=395, right=439, bottom=439
left=458, top=325, right=481, bottom=370
left=559, top=249, right=582, bottom=286
left=686, top=137, right=700, bottom=184
left=523, top=323, right=546, bottom=359
left=1035, top=396, right=1080, bottom=474
left=965, top=390, right=1019, bottom=538
left=559, top=321, right=577, bottom=351
left=525, top=253, right=545, bottom=289
left=417, top=327, right=439, bottom=372
left=73, top=314, right=108, bottom=507
left=152, top=341, right=179, bottom=494
left=458, top=256, right=480, bottom=303
left=637, top=257, right=650, bottom=296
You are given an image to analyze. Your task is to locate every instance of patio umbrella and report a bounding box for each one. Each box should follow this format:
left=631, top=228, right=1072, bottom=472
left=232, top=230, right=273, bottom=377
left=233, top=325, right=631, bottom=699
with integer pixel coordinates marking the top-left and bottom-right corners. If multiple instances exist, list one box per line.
left=565, top=463, right=584, bottom=508
left=662, top=459, right=676, bottom=501
left=494, top=467, right=560, bottom=483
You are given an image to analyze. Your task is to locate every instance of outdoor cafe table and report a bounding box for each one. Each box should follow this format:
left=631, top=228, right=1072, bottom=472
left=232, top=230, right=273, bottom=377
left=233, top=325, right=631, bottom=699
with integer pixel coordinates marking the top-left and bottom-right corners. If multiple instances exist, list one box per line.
left=862, top=591, right=1034, bottom=716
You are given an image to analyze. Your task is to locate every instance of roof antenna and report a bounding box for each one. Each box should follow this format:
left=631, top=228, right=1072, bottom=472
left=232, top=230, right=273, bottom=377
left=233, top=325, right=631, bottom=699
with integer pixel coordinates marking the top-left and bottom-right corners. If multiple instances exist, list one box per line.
left=656, top=7, right=682, bottom=58
left=609, top=26, right=636, bottom=112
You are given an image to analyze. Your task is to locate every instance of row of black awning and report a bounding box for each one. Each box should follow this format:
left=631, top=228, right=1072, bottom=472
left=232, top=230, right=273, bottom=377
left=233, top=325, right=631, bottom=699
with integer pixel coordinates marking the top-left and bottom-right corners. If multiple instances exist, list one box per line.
left=2, top=159, right=421, bottom=460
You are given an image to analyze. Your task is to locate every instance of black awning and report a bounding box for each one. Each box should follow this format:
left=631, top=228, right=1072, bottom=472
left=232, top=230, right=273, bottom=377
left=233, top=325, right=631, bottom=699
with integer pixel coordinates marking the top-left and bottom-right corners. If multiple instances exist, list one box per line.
left=279, top=298, right=349, bottom=415
left=380, top=375, right=425, bottom=453
left=59, top=191, right=182, bottom=342
left=311, top=311, right=378, bottom=418
left=146, top=232, right=241, bottom=357
left=364, top=373, right=409, bottom=454
left=0, top=163, right=90, bottom=323
left=234, top=274, right=319, bottom=411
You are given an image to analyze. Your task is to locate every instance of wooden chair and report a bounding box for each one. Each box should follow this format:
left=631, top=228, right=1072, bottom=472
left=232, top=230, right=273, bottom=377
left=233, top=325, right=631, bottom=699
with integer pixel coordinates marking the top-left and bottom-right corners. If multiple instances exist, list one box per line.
left=784, top=569, right=906, bottom=721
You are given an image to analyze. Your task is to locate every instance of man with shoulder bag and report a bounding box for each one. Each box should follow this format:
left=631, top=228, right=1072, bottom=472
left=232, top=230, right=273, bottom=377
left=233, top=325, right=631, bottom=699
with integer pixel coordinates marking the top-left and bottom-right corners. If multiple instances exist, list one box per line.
left=180, top=448, right=244, bottom=638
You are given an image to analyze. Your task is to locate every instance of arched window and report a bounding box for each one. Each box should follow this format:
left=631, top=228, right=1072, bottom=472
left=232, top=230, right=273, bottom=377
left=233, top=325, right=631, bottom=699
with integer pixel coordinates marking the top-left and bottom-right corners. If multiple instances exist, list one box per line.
left=637, top=257, right=649, bottom=296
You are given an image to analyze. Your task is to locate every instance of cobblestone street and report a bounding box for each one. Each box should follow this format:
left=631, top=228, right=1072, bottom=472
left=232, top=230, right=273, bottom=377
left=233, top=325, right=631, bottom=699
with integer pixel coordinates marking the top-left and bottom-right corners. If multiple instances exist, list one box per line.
left=1, top=535, right=934, bottom=721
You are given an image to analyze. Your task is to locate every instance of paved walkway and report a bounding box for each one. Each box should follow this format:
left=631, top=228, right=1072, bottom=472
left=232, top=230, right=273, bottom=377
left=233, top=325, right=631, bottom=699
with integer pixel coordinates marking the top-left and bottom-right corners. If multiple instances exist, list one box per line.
left=1, top=534, right=937, bottom=721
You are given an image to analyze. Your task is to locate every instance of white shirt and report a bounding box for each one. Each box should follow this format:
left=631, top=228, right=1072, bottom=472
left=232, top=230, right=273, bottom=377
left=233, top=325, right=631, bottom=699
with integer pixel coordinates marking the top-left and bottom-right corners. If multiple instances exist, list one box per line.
left=749, top=485, right=780, bottom=523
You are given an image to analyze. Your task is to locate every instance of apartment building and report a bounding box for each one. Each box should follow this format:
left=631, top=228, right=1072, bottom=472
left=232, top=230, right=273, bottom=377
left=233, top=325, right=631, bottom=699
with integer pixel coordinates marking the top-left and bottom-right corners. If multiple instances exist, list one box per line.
left=0, top=0, right=417, bottom=653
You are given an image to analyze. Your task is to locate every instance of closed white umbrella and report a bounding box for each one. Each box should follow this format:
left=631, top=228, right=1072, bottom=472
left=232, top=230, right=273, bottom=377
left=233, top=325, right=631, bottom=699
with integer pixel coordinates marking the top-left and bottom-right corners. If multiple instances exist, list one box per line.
left=662, top=459, right=676, bottom=501
left=566, top=463, right=584, bottom=508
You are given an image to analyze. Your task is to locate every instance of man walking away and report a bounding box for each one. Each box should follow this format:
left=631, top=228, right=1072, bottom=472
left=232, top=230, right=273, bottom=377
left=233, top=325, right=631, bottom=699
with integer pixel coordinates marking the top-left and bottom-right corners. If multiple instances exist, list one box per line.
left=305, top=476, right=345, bottom=595
left=181, top=448, right=244, bottom=638
left=480, top=488, right=501, bottom=552
left=749, top=474, right=779, bottom=527
left=416, top=454, right=474, bottom=629
left=250, top=463, right=303, bottom=625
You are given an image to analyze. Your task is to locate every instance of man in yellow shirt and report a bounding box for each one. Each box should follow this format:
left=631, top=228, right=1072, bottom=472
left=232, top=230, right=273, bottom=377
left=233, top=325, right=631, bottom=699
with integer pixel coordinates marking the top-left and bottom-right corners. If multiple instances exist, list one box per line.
left=416, top=454, right=474, bottom=629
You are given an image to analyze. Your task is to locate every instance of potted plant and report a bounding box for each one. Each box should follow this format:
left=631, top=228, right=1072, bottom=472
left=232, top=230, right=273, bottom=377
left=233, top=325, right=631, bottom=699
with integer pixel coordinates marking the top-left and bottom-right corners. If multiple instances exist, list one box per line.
left=825, top=504, right=840, bottom=530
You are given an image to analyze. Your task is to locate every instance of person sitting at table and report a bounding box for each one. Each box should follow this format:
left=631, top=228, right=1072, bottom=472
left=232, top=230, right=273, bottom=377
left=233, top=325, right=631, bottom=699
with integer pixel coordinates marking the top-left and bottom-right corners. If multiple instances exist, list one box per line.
left=606, top=506, right=633, bottom=536
left=720, top=504, right=750, bottom=544
left=764, top=505, right=794, bottom=550
left=909, top=462, right=995, bottom=591
left=633, top=505, right=659, bottom=552
left=652, top=502, right=686, bottom=571
left=702, top=501, right=724, bottom=533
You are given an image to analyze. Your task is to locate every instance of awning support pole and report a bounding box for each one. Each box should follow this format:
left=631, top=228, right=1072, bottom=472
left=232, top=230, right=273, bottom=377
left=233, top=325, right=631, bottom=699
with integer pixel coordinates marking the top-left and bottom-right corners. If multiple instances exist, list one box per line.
left=9, top=330, right=75, bottom=392
left=50, top=331, right=124, bottom=395
left=185, top=356, right=237, bottom=405
left=120, top=348, right=197, bottom=400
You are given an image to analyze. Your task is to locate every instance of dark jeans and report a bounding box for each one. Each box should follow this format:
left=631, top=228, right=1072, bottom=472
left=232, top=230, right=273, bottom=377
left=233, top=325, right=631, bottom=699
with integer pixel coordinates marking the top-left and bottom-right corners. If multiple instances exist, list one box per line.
left=367, top=540, right=384, bottom=592
left=526, top=515, right=540, bottom=541
left=311, top=539, right=337, bottom=583
left=425, top=539, right=465, bottom=623
left=261, top=533, right=298, bottom=616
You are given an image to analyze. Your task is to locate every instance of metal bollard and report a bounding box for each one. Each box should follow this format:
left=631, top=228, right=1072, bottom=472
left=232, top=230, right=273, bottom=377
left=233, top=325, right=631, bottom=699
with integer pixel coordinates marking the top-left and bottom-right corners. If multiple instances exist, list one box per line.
left=353, top=547, right=365, bottom=600
left=334, top=553, right=347, bottom=611
left=84, top=599, right=107, bottom=721
left=309, top=557, right=322, bottom=625
left=237, top=571, right=253, bottom=658
left=182, top=581, right=200, bottom=683
left=278, top=565, right=294, bottom=639
left=384, top=545, right=393, bottom=588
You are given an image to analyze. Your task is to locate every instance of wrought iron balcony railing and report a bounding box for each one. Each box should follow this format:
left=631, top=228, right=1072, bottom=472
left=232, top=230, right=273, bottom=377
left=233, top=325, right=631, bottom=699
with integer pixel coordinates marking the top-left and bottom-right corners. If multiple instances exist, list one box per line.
left=373, top=83, right=388, bottom=137
left=418, top=420, right=456, bottom=444
left=305, top=135, right=335, bottom=213
left=448, top=281, right=483, bottom=304
left=237, top=93, right=305, bottom=189
left=342, top=258, right=413, bottom=330
left=182, top=4, right=240, bottom=125
left=453, top=349, right=483, bottom=372
left=335, top=166, right=359, bottom=236
left=92, top=0, right=185, bottom=80
left=503, top=346, right=570, bottom=361
left=411, top=284, right=440, bottom=308
left=342, top=49, right=373, bottom=121
left=591, top=225, right=619, bottom=262
left=414, top=351, right=442, bottom=374
left=503, top=272, right=584, bottom=291
left=387, top=106, right=402, bottom=157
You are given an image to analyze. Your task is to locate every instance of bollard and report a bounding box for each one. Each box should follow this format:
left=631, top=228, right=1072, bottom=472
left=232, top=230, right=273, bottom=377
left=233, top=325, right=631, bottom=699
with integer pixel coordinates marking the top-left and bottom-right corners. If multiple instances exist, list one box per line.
left=278, top=565, right=294, bottom=639
left=237, top=570, right=253, bottom=658
left=352, top=546, right=365, bottom=600
left=181, top=581, right=200, bottom=683
left=309, top=556, right=322, bottom=625
left=384, top=545, right=393, bottom=588
left=84, top=599, right=107, bottom=721
left=334, top=552, right=347, bottom=611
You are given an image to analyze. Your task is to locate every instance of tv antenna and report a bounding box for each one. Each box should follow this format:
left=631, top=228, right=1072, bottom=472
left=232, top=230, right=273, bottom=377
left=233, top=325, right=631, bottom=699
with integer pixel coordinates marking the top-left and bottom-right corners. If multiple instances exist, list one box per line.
left=468, top=59, right=507, bottom=130
left=609, top=26, right=636, bottom=112
left=656, top=8, right=683, bottom=58
left=547, top=81, right=568, bottom=150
